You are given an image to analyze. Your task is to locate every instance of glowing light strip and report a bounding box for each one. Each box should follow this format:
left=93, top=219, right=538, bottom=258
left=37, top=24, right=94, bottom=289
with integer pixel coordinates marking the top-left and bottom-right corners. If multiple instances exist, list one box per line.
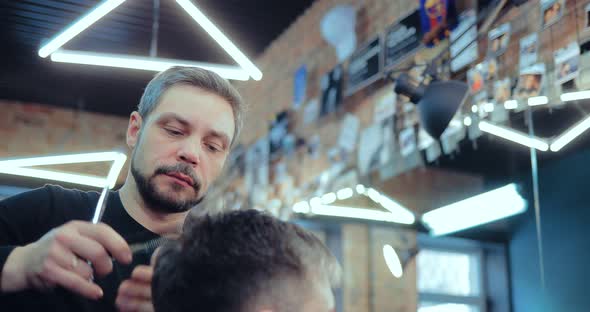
left=479, top=121, right=549, bottom=151
left=51, top=50, right=250, bottom=81
left=561, top=90, right=590, bottom=102
left=550, top=116, right=590, bottom=152
left=38, top=0, right=126, bottom=58
left=0, top=151, right=127, bottom=189
left=0, top=167, right=108, bottom=188
left=175, top=0, right=262, bottom=80
left=383, top=245, right=403, bottom=278
left=311, top=205, right=413, bottom=223
left=528, top=96, right=549, bottom=106
left=504, top=100, right=518, bottom=109
left=422, top=183, right=527, bottom=236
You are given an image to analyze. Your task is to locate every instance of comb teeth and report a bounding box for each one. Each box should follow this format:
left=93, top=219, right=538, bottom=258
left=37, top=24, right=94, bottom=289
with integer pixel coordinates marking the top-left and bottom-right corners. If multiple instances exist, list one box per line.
left=130, top=237, right=170, bottom=255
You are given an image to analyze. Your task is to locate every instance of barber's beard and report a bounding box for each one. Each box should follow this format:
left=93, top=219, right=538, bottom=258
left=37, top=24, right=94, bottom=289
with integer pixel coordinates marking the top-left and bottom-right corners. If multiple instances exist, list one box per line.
left=131, top=155, right=204, bottom=214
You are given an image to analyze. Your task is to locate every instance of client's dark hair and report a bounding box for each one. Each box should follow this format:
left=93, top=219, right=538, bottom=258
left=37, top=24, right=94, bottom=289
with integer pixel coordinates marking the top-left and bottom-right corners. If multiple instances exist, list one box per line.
left=152, top=209, right=340, bottom=312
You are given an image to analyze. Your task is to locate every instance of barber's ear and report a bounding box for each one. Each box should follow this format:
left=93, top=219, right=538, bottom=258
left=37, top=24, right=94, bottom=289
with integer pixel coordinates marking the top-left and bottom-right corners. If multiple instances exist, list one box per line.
left=127, top=111, right=143, bottom=148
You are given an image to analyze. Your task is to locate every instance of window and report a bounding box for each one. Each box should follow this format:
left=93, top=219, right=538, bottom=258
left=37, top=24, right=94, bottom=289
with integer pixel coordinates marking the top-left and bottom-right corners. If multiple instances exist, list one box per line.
left=417, top=237, right=486, bottom=312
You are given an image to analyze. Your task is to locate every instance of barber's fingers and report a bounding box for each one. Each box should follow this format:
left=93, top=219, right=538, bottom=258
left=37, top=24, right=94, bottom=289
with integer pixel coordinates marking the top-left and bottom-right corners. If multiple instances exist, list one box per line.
left=38, top=259, right=103, bottom=299
left=130, top=265, right=153, bottom=283
left=49, top=242, right=94, bottom=280
left=118, top=279, right=151, bottom=299
left=116, top=298, right=154, bottom=312
left=74, top=222, right=132, bottom=264
left=55, top=227, right=114, bottom=277
left=116, top=265, right=154, bottom=312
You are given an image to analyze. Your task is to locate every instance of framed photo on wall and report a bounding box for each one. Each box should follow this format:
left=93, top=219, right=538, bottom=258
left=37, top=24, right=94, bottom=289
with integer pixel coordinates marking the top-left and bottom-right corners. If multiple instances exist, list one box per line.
left=541, top=0, right=565, bottom=28
left=488, top=23, right=510, bottom=57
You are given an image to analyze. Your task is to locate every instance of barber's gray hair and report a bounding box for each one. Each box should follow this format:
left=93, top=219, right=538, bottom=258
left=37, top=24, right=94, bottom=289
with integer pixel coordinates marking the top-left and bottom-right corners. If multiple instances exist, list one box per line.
left=138, top=66, right=245, bottom=147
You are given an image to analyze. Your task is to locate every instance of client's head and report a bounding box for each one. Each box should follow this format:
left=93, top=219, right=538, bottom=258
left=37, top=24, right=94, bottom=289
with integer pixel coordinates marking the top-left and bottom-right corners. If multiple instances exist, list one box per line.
left=152, top=209, right=341, bottom=312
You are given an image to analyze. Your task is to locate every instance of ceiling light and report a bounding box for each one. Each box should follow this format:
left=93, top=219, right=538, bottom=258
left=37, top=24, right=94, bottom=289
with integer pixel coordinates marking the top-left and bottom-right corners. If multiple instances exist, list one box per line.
left=293, top=201, right=311, bottom=213
left=528, top=96, right=548, bottom=106
left=0, top=151, right=127, bottom=189
left=309, top=197, right=322, bottom=208
left=175, top=0, right=262, bottom=80
left=421, top=183, right=527, bottom=236
left=378, top=195, right=415, bottom=224
left=561, top=90, right=590, bottom=102
left=383, top=244, right=403, bottom=278
left=550, top=116, right=590, bottom=152
left=479, top=121, right=549, bottom=151
left=310, top=204, right=414, bottom=223
left=504, top=100, right=518, bottom=109
left=355, top=184, right=366, bottom=194
left=336, top=188, right=353, bottom=200
left=463, top=116, right=472, bottom=126
left=0, top=167, right=108, bottom=188
left=321, top=192, right=337, bottom=204
left=38, top=0, right=125, bottom=58
left=51, top=50, right=250, bottom=81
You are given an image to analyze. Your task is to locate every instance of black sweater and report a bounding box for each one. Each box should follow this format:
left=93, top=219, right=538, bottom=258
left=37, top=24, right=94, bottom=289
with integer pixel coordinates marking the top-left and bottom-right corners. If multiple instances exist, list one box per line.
left=0, top=185, right=160, bottom=311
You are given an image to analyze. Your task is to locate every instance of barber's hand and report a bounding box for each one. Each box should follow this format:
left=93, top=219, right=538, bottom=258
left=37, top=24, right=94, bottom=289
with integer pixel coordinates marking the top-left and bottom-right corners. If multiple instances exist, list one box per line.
left=115, top=246, right=160, bottom=312
left=0, top=220, right=132, bottom=299
left=115, top=265, right=154, bottom=312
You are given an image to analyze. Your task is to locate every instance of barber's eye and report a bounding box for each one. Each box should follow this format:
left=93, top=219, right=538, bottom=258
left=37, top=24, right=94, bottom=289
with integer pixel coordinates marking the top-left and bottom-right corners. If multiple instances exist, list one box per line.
left=206, top=143, right=222, bottom=153
left=165, top=128, right=183, bottom=136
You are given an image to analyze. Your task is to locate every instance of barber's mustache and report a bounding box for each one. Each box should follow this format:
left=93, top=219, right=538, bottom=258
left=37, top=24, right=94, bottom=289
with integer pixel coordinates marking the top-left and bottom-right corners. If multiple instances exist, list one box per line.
left=155, top=164, right=201, bottom=191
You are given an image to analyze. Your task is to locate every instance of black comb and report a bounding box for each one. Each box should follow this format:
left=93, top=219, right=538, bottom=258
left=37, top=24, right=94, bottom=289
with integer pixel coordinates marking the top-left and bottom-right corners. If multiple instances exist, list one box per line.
left=129, top=237, right=171, bottom=256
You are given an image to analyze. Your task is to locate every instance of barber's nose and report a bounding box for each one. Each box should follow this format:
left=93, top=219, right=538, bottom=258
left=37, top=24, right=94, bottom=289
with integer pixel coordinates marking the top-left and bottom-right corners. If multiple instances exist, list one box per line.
left=177, top=142, right=201, bottom=166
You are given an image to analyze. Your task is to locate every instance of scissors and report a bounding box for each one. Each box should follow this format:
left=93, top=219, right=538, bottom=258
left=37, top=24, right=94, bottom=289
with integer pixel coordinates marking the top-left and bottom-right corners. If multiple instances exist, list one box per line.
left=92, top=184, right=110, bottom=224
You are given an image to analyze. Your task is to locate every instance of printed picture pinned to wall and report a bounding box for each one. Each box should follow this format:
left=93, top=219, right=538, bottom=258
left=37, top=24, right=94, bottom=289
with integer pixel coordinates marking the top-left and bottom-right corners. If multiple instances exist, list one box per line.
left=292, top=65, right=307, bottom=110
left=357, top=123, right=383, bottom=176
left=488, top=23, right=510, bottom=56
left=473, top=91, right=489, bottom=119
left=419, top=0, right=459, bottom=47
left=379, top=118, right=396, bottom=167
left=399, top=127, right=416, bottom=157
left=519, top=33, right=539, bottom=70
left=338, top=113, right=360, bottom=153
left=483, top=58, right=498, bottom=81
left=307, top=135, right=321, bottom=159
left=494, top=78, right=512, bottom=104
left=467, top=65, right=485, bottom=94
left=516, top=63, right=546, bottom=100
left=440, top=119, right=465, bottom=155
left=554, top=42, right=580, bottom=85
left=541, top=0, right=564, bottom=28
left=303, top=98, right=319, bottom=125
left=356, top=121, right=390, bottom=177
left=320, top=64, right=343, bottom=117
left=373, top=90, right=396, bottom=124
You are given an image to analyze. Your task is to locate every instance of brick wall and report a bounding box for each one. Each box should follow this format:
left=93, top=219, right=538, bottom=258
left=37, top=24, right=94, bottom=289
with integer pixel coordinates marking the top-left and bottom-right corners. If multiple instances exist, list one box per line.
left=0, top=100, right=130, bottom=186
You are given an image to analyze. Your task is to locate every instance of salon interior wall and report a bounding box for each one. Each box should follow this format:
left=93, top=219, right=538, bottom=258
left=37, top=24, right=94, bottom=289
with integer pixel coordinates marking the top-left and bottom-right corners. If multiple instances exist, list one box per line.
left=0, top=100, right=130, bottom=188
left=233, top=0, right=590, bottom=311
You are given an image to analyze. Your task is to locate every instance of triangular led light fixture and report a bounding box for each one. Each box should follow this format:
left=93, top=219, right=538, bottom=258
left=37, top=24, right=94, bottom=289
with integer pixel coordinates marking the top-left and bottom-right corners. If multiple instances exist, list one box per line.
left=0, top=151, right=127, bottom=189
left=37, top=0, right=262, bottom=81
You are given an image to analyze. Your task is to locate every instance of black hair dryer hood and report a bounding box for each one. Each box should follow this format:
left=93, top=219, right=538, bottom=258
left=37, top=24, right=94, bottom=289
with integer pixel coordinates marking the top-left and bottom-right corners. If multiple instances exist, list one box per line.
left=395, top=73, right=469, bottom=139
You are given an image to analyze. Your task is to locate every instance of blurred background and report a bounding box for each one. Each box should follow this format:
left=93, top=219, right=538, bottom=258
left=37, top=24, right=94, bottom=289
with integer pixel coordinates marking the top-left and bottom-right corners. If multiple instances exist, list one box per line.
left=2, top=0, right=590, bottom=311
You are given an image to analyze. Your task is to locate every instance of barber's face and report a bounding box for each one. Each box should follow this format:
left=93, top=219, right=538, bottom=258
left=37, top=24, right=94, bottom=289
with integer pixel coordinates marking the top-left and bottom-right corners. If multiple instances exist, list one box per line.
left=127, top=85, right=235, bottom=213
